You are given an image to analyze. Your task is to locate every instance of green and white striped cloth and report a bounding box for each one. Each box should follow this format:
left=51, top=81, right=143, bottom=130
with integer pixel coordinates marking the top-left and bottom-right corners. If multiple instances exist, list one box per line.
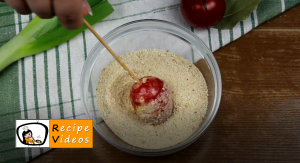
left=1, top=0, right=300, bottom=162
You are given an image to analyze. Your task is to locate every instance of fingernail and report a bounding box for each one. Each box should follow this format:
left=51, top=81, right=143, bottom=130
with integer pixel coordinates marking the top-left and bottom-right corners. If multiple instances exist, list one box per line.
left=83, top=0, right=93, bottom=16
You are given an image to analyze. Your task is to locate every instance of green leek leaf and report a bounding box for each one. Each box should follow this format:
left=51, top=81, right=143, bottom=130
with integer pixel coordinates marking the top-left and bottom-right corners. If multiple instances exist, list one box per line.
left=0, top=0, right=114, bottom=71
left=214, top=0, right=262, bottom=29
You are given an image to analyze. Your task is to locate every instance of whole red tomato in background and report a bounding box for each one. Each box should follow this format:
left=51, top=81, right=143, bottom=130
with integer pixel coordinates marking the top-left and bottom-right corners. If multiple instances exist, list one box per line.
left=180, top=0, right=226, bottom=29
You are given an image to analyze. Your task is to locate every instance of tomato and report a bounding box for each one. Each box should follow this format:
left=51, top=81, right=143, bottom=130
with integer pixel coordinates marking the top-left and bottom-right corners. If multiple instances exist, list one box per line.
left=180, top=0, right=226, bottom=29
left=130, top=76, right=173, bottom=125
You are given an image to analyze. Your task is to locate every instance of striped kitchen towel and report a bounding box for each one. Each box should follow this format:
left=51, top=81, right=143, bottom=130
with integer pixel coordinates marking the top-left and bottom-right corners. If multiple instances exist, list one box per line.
left=1, top=0, right=300, bottom=162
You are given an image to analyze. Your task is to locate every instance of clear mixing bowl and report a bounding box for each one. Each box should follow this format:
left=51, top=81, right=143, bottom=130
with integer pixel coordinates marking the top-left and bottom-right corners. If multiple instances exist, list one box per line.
left=80, top=19, right=222, bottom=156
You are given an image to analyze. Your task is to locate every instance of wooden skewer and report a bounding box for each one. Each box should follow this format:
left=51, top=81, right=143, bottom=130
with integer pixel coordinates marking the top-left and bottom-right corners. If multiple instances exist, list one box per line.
left=83, top=19, right=140, bottom=84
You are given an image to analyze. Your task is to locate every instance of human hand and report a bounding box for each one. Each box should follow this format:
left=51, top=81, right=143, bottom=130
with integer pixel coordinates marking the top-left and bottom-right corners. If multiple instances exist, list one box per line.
left=0, top=0, right=92, bottom=30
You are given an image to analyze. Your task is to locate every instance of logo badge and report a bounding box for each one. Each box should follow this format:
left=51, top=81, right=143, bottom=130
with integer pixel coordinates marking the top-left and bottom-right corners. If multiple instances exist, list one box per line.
left=16, top=119, right=93, bottom=148
left=15, top=120, right=50, bottom=148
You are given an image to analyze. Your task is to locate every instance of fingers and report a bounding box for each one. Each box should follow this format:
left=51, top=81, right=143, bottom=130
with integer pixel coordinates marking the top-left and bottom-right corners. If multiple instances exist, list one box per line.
left=53, top=0, right=83, bottom=30
left=5, top=0, right=87, bottom=30
left=25, top=0, right=54, bottom=19
left=6, top=0, right=31, bottom=15
left=82, top=0, right=92, bottom=16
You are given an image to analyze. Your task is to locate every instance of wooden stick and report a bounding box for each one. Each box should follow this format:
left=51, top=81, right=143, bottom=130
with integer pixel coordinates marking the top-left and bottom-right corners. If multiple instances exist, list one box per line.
left=83, top=19, right=140, bottom=84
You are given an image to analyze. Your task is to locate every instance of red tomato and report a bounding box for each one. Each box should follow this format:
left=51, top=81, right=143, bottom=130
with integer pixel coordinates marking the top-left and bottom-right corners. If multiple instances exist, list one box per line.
left=180, top=0, right=226, bottom=29
left=130, top=76, right=173, bottom=125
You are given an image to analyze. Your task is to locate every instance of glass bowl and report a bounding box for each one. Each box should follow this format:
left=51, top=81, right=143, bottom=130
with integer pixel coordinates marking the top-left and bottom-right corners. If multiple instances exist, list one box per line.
left=80, top=19, right=222, bottom=156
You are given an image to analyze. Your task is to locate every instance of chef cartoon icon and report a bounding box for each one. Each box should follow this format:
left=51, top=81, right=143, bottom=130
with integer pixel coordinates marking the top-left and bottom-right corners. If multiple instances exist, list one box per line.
left=22, top=126, right=42, bottom=145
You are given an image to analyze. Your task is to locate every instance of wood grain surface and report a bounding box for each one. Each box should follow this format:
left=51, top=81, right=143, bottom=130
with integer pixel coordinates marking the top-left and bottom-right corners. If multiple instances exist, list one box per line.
left=30, top=4, right=300, bottom=163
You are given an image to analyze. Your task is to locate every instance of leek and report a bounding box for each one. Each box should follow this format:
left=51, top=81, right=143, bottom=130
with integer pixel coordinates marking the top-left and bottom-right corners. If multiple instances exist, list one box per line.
left=0, top=0, right=114, bottom=71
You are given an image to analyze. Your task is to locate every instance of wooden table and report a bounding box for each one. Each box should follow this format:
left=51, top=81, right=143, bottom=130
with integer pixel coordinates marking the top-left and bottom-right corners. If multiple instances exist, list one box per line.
left=30, top=4, right=300, bottom=163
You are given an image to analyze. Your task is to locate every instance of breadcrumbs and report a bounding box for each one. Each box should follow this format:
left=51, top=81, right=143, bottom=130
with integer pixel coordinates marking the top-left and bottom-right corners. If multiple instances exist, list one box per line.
left=96, top=49, right=208, bottom=149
